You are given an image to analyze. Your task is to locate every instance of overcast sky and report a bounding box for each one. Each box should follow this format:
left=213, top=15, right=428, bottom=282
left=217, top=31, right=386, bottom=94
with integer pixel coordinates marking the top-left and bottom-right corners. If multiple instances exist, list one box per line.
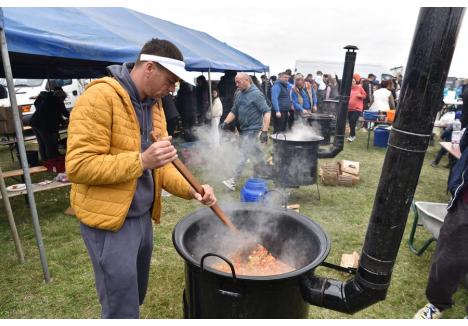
left=129, top=1, right=468, bottom=78
left=8, top=0, right=468, bottom=78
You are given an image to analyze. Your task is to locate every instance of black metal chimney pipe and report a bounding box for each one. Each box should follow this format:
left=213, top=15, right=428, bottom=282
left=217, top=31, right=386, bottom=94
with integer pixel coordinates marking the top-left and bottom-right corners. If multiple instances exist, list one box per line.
left=318, top=45, right=357, bottom=159
left=301, top=7, right=465, bottom=313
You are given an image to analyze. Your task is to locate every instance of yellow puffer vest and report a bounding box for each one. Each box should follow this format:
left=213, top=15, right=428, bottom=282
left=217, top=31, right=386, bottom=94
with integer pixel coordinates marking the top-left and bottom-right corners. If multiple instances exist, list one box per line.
left=66, top=77, right=192, bottom=231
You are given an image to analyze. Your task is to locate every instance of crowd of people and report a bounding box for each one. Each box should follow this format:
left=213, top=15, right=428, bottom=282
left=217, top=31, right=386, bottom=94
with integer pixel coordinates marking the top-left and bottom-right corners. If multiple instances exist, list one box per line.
left=162, top=68, right=405, bottom=147
left=153, top=68, right=408, bottom=194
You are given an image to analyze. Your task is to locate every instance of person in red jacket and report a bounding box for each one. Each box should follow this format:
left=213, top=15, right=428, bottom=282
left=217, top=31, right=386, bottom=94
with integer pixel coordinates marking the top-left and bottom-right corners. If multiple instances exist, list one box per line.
left=347, top=73, right=367, bottom=142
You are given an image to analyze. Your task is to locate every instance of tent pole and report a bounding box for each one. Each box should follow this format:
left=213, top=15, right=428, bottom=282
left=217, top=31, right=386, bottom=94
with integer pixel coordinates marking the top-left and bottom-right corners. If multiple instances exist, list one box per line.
left=0, top=24, right=51, bottom=283
left=208, top=68, right=213, bottom=118
left=0, top=166, right=25, bottom=263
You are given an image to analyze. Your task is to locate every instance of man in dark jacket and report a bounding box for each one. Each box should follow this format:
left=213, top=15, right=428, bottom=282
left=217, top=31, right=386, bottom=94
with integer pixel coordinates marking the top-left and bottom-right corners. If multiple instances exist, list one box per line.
left=162, top=94, right=179, bottom=136
left=175, top=81, right=197, bottom=141
left=30, top=81, right=69, bottom=160
left=218, top=70, right=237, bottom=123
left=361, top=73, right=377, bottom=110
left=415, top=128, right=468, bottom=319
left=0, top=84, right=7, bottom=99
left=260, top=74, right=272, bottom=103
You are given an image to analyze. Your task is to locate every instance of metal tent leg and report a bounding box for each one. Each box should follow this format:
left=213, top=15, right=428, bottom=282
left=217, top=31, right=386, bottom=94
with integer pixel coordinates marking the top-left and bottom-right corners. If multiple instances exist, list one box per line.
left=0, top=20, right=50, bottom=282
left=0, top=167, right=25, bottom=263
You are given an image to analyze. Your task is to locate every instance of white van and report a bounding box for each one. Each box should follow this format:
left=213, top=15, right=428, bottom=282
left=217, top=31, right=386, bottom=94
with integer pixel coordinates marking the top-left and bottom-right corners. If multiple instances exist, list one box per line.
left=0, top=78, right=86, bottom=125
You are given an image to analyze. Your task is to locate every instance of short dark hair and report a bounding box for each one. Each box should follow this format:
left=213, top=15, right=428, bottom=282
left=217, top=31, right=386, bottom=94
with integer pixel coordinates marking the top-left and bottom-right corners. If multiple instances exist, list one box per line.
left=368, top=73, right=376, bottom=79
left=135, top=38, right=183, bottom=66
left=316, top=71, right=323, bottom=76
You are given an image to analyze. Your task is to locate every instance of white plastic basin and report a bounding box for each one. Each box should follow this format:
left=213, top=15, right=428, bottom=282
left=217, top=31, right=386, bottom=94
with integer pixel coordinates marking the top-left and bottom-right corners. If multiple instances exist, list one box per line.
left=414, top=201, right=447, bottom=239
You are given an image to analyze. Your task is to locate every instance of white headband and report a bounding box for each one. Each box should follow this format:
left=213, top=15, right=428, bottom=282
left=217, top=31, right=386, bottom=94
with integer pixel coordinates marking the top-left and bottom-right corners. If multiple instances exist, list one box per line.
left=139, top=54, right=195, bottom=86
left=140, top=54, right=185, bottom=68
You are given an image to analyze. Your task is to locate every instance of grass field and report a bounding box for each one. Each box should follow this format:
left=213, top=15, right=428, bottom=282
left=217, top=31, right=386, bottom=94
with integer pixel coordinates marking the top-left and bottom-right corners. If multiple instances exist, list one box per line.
left=0, top=131, right=467, bottom=319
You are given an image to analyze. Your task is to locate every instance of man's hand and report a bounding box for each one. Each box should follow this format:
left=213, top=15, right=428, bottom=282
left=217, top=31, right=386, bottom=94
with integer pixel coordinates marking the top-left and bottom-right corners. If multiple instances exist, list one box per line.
left=275, top=112, right=281, bottom=118
left=259, top=130, right=269, bottom=143
left=141, top=140, right=177, bottom=170
left=219, top=122, right=231, bottom=131
left=312, top=105, right=317, bottom=113
left=190, top=184, right=217, bottom=206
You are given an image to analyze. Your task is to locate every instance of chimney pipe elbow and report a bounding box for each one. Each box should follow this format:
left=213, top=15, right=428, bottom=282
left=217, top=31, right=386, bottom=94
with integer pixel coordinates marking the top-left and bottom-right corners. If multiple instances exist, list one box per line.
left=300, top=274, right=388, bottom=314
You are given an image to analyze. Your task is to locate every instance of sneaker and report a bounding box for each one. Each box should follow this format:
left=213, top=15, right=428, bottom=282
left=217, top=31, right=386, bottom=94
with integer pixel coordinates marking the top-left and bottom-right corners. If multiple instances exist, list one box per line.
left=414, top=303, right=443, bottom=319
left=222, top=178, right=236, bottom=191
left=347, top=136, right=356, bottom=142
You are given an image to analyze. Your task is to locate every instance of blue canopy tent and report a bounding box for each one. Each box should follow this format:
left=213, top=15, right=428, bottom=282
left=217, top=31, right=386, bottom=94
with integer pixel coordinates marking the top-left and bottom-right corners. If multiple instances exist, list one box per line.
left=0, top=7, right=268, bottom=78
left=0, top=7, right=268, bottom=283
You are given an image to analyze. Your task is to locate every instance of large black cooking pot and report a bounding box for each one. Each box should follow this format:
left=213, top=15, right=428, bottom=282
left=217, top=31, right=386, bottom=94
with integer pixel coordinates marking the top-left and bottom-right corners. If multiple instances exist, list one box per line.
left=321, top=99, right=340, bottom=116
left=172, top=204, right=330, bottom=318
left=306, top=113, right=336, bottom=145
left=271, top=133, right=323, bottom=188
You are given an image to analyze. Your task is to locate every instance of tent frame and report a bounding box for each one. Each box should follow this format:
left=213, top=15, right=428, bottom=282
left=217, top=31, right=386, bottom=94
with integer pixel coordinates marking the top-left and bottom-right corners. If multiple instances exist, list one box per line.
left=0, top=24, right=50, bottom=282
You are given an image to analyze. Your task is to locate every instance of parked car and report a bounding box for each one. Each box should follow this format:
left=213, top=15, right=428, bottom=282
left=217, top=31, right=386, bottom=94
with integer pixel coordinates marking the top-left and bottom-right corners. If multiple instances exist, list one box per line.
left=0, top=78, right=86, bottom=125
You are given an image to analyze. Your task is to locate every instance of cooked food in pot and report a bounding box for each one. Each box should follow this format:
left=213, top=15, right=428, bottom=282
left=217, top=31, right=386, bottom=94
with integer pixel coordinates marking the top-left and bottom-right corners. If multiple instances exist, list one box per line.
left=211, top=244, right=294, bottom=276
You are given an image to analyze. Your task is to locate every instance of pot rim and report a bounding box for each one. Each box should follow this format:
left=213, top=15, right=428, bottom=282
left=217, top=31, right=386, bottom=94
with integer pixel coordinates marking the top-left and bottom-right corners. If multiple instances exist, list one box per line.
left=172, top=203, right=330, bottom=281
left=271, top=133, right=324, bottom=143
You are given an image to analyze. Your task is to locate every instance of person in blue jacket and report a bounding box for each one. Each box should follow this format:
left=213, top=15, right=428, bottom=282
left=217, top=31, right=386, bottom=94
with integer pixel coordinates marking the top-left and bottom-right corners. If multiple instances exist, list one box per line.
left=290, top=73, right=317, bottom=121
left=270, top=72, right=291, bottom=133
left=415, top=128, right=468, bottom=319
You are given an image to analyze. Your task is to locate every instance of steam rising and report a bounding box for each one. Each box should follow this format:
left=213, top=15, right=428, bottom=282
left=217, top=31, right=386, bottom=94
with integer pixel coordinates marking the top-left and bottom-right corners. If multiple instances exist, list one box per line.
left=272, top=119, right=323, bottom=142
left=175, top=119, right=325, bottom=276
left=179, top=118, right=323, bottom=189
left=185, top=207, right=321, bottom=276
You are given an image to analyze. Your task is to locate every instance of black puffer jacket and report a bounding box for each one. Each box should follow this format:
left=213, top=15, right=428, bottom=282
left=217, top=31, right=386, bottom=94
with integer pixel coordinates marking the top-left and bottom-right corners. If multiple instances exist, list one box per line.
left=30, top=91, right=69, bottom=132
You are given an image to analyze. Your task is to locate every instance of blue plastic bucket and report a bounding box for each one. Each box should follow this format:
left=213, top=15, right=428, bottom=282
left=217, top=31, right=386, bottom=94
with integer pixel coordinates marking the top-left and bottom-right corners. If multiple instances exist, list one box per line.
left=240, top=178, right=268, bottom=202
left=374, top=126, right=391, bottom=148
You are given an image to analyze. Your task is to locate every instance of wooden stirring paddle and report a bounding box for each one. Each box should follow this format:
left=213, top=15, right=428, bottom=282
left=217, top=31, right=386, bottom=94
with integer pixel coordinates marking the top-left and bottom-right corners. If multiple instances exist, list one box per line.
left=151, top=133, right=237, bottom=231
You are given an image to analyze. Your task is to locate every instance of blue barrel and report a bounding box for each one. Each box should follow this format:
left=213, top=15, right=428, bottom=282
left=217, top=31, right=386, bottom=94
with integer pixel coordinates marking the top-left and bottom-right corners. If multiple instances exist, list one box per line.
left=374, top=126, right=391, bottom=148
left=240, top=178, right=268, bottom=202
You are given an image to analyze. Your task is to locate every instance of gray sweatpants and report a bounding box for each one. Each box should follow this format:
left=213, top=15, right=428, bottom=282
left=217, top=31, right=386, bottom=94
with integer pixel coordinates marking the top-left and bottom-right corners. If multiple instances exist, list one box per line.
left=426, top=200, right=468, bottom=313
left=80, top=212, right=153, bottom=318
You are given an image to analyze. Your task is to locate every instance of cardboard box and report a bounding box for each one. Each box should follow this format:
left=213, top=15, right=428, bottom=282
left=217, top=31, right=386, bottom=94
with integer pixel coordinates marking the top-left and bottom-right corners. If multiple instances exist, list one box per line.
left=339, top=160, right=360, bottom=176
left=342, top=172, right=360, bottom=184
